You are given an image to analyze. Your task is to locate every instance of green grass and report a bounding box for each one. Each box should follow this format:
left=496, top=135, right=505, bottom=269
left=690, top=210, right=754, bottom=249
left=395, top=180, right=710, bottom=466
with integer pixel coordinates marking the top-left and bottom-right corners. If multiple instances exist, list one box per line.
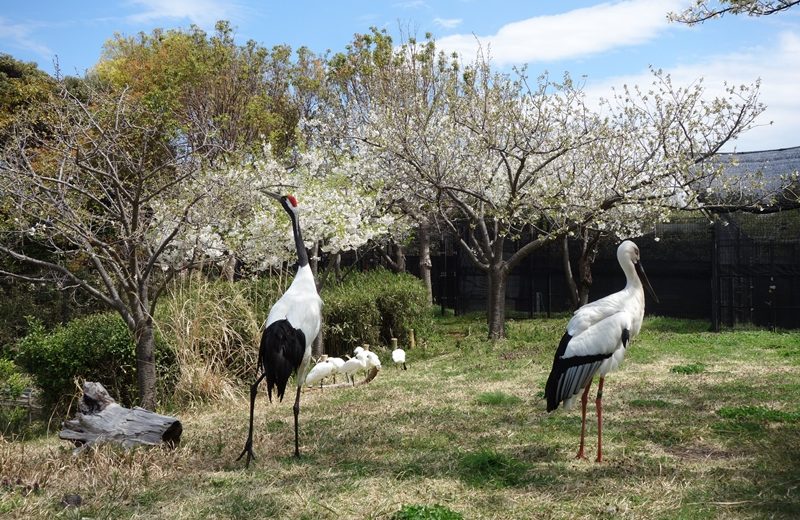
left=475, top=391, right=523, bottom=406
left=670, top=362, right=706, bottom=374
left=2, top=314, right=800, bottom=519
left=393, top=504, right=464, bottom=520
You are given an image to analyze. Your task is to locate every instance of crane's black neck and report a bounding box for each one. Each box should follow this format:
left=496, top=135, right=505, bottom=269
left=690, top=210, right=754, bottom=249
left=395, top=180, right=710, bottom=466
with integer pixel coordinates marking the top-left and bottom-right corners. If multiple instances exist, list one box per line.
left=286, top=205, right=309, bottom=267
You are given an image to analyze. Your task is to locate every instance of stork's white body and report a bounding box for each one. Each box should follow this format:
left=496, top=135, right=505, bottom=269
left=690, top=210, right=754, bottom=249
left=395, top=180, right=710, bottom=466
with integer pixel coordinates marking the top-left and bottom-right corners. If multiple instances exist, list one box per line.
left=265, top=264, right=322, bottom=386
left=545, top=240, right=656, bottom=462
left=560, top=286, right=643, bottom=410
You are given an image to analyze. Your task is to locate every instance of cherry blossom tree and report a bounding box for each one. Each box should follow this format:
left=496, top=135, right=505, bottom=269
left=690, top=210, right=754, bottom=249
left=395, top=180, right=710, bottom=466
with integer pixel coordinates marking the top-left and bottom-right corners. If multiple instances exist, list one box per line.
left=0, top=83, right=226, bottom=409
left=333, top=30, right=764, bottom=338
left=669, top=0, right=800, bottom=24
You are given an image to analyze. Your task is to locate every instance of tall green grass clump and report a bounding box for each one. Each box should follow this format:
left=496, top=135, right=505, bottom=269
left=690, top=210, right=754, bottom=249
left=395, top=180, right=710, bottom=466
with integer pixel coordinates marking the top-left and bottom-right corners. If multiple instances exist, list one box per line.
left=157, top=276, right=285, bottom=404
left=322, top=269, right=431, bottom=356
left=14, top=314, right=174, bottom=411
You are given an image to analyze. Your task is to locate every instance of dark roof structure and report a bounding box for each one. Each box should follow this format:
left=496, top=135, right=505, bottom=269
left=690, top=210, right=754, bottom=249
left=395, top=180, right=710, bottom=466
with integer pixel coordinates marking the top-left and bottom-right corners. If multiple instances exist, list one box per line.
left=715, top=145, right=800, bottom=186
left=703, top=145, right=800, bottom=210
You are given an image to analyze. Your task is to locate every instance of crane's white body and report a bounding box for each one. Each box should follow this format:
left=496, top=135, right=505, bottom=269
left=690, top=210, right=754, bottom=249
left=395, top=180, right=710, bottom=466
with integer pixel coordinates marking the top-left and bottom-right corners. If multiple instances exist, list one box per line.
left=265, top=264, right=322, bottom=386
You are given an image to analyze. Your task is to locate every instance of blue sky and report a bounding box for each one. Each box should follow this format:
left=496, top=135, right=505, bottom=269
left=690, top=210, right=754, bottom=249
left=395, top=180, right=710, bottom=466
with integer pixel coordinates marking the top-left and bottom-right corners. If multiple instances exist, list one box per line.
left=2, top=0, right=800, bottom=152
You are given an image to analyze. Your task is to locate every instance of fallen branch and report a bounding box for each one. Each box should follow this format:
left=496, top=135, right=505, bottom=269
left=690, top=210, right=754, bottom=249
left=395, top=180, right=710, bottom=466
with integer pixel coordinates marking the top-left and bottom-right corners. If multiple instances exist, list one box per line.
left=59, top=381, right=182, bottom=453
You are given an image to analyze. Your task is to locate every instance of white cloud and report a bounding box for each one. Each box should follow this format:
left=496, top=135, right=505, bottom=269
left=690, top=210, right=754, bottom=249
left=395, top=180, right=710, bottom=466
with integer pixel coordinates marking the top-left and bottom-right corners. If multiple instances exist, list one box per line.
left=0, top=17, right=52, bottom=58
left=394, top=0, right=427, bottom=9
left=126, top=0, right=243, bottom=28
left=434, top=17, right=463, bottom=29
left=436, top=0, right=686, bottom=65
left=583, top=31, right=800, bottom=152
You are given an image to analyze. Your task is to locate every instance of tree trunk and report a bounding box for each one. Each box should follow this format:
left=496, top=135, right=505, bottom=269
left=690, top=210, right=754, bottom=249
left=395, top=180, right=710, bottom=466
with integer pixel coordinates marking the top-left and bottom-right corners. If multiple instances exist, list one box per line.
left=576, top=230, right=601, bottom=307
left=220, top=253, right=237, bottom=282
left=418, top=223, right=433, bottom=305
left=487, top=266, right=507, bottom=339
left=562, top=236, right=580, bottom=310
left=577, top=251, right=593, bottom=307
left=134, top=316, right=157, bottom=410
left=394, top=242, right=406, bottom=272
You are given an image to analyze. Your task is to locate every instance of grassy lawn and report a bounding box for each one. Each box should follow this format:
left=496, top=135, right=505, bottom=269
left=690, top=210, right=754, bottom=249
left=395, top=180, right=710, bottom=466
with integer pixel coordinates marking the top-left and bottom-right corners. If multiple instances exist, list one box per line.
left=2, top=314, right=800, bottom=519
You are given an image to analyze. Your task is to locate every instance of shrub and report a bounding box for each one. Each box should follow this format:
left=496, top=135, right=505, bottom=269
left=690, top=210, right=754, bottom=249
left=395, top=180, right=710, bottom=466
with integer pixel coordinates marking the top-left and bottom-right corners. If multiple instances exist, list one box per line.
left=0, top=359, right=34, bottom=436
left=14, top=314, right=174, bottom=411
left=322, top=269, right=431, bottom=356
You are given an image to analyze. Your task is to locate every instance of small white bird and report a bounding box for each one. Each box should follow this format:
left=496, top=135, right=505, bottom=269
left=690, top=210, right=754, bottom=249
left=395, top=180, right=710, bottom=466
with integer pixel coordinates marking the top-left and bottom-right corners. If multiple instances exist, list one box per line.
left=391, top=348, right=407, bottom=370
left=340, top=355, right=367, bottom=386
left=362, top=350, right=381, bottom=371
left=305, top=356, right=335, bottom=388
left=327, top=356, right=345, bottom=383
left=353, top=346, right=364, bottom=356
left=545, top=240, right=658, bottom=462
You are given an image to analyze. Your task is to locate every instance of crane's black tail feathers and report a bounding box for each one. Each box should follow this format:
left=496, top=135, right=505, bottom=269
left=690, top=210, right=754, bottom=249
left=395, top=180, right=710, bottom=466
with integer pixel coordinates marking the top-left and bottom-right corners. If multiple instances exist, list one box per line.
left=260, top=320, right=306, bottom=402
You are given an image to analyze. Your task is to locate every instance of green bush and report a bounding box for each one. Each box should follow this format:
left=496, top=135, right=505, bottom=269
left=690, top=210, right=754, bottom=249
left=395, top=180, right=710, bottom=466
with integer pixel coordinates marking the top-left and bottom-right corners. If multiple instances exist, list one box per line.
left=14, top=313, right=175, bottom=411
left=0, top=358, right=34, bottom=436
left=322, top=269, right=431, bottom=356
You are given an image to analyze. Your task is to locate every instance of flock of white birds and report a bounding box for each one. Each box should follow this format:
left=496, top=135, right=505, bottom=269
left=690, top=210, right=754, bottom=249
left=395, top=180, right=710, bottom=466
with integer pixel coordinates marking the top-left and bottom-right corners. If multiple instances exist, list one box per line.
left=305, top=346, right=407, bottom=387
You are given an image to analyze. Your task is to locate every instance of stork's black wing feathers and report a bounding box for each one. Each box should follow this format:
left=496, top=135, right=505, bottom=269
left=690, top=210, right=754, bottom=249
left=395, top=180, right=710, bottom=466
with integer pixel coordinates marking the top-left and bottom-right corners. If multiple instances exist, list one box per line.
left=260, top=319, right=306, bottom=402
left=544, top=332, right=613, bottom=412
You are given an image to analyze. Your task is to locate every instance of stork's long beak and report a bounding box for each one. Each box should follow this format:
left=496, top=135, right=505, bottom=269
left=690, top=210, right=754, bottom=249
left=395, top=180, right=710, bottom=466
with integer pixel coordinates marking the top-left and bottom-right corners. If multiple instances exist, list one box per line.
left=635, top=261, right=659, bottom=303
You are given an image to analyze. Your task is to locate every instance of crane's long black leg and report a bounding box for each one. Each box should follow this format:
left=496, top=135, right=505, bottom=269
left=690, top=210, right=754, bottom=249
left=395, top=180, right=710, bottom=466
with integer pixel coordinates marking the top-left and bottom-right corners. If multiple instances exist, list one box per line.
left=293, top=386, right=302, bottom=457
left=237, top=373, right=266, bottom=467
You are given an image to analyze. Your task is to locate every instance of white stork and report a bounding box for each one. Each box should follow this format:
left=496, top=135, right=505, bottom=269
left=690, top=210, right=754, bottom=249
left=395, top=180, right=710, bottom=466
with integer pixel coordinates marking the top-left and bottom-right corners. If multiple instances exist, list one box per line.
left=544, top=240, right=658, bottom=462
left=238, top=193, right=322, bottom=465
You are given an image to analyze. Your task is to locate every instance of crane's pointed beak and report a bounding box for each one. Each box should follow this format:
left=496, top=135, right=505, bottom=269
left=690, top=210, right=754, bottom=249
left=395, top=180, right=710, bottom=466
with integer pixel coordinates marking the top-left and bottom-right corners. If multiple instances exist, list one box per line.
left=635, top=261, right=659, bottom=303
left=264, top=191, right=282, bottom=201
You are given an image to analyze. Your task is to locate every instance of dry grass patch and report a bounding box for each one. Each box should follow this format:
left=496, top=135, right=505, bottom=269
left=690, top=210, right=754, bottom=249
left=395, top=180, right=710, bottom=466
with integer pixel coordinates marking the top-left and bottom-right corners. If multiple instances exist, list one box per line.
left=3, top=316, right=800, bottom=519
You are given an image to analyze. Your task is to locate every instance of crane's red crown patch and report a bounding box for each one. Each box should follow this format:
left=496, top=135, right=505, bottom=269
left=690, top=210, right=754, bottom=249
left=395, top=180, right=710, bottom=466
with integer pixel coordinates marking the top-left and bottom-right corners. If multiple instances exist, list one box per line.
left=287, top=195, right=298, bottom=207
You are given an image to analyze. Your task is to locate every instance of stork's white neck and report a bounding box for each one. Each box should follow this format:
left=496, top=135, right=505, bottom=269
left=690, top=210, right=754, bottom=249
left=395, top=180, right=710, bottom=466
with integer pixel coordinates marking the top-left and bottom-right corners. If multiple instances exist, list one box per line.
left=622, top=259, right=643, bottom=292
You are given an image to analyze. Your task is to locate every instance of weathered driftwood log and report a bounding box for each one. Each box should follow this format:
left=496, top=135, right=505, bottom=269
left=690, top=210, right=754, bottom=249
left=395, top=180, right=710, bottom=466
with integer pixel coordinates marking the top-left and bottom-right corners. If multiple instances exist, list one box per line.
left=59, top=382, right=182, bottom=453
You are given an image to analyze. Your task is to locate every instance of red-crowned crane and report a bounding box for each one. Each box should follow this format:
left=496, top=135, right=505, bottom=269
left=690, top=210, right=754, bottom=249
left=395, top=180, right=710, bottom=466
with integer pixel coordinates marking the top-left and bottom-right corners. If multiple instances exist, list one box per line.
left=237, top=193, right=322, bottom=465
left=544, top=240, right=658, bottom=462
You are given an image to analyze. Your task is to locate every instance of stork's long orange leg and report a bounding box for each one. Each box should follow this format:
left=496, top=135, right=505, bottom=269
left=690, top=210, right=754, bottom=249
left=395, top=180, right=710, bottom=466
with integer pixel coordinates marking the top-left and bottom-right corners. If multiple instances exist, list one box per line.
left=595, top=377, right=605, bottom=463
left=576, top=380, right=593, bottom=460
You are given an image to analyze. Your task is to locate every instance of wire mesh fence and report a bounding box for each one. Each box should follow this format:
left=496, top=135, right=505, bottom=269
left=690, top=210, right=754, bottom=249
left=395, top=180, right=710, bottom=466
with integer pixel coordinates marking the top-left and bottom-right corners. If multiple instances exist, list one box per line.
left=427, top=210, right=800, bottom=329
